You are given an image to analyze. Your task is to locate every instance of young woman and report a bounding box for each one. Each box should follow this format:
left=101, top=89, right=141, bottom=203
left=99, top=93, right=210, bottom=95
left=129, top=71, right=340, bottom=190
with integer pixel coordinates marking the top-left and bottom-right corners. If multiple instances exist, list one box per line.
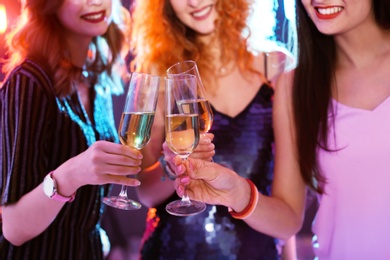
left=130, top=0, right=295, bottom=258
left=0, top=0, right=141, bottom=258
left=174, top=0, right=390, bottom=258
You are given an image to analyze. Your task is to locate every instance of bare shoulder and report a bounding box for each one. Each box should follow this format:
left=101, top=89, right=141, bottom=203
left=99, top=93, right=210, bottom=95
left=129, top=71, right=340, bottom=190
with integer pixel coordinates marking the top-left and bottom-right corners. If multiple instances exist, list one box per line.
left=275, top=70, right=295, bottom=88
left=267, top=48, right=296, bottom=75
left=252, top=48, right=296, bottom=85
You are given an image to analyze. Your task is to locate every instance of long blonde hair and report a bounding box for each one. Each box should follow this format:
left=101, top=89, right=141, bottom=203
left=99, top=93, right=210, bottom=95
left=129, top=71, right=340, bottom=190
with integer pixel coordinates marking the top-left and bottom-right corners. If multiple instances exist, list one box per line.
left=2, top=0, right=128, bottom=96
left=130, top=0, right=258, bottom=92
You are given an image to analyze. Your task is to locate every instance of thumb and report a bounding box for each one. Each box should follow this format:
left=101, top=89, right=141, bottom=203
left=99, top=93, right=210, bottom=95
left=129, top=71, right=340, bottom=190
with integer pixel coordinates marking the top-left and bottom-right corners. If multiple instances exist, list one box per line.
left=186, top=157, right=216, bottom=180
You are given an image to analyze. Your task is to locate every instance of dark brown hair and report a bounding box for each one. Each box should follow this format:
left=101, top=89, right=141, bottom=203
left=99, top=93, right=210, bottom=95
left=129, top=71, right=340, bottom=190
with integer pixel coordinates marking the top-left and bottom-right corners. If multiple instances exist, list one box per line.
left=292, top=0, right=390, bottom=193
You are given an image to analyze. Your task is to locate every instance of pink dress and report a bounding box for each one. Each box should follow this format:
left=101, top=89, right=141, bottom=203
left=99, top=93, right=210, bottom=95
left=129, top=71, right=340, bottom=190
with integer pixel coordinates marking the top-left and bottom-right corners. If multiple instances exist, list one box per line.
left=314, top=98, right=390, bottom=259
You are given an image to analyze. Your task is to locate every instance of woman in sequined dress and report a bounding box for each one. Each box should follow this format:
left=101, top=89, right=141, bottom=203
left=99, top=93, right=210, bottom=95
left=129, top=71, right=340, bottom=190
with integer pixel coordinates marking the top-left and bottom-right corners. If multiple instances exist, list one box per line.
left=0, top=0, right=141, bottom=258
left=130, top=0, right=295, bottom=258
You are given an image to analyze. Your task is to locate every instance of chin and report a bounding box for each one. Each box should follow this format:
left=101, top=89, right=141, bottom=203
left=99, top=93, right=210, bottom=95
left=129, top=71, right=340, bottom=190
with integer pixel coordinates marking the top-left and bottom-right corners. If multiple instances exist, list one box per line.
left=196, top=26, right=215, bottom=35
left=89, top=27, right=110, bottom=37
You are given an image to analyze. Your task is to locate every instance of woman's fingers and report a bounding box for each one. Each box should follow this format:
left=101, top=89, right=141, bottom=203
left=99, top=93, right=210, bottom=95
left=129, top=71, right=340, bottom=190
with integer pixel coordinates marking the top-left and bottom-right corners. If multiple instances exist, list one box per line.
left=72, top=141, right=143, bottom=185
left=102, top=175, right=141, bottom=187
left=191, top=134, right=215, bottom=160
left=95, top=140, right=143, bottom=161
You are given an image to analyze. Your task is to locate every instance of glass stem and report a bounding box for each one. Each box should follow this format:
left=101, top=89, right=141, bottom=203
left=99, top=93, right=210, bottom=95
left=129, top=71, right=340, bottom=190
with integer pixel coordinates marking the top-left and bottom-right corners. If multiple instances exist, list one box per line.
left=181, top=187, right=191, bottom=203
left=118, top=185, right=128, bottom=199
left=181, top=157, right=191, bottom=204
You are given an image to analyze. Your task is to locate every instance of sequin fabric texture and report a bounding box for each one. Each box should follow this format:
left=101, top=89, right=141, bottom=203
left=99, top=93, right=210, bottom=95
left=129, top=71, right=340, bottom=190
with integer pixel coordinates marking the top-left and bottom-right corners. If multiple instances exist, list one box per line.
left=141, top=84, right=278, bottom=260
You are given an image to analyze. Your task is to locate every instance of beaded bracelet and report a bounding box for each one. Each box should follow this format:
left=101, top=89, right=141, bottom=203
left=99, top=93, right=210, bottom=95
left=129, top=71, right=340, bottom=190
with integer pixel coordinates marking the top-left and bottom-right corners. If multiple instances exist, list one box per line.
left=228, top=179, right=259, bottom=219
left=159, top=155, right=177, bottom=181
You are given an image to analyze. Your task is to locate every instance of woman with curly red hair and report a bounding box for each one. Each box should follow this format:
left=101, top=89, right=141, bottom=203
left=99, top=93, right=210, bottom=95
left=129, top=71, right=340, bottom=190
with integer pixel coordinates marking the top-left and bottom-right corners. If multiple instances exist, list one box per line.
left=130, top=0, right=296, bottom=258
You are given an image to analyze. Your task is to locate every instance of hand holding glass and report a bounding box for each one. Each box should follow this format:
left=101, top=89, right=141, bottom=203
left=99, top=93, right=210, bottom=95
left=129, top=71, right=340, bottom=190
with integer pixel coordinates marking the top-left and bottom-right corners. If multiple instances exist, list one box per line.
left=164, top=75, right=206, bottom=216
left=103, top=72, right=160, bottom=210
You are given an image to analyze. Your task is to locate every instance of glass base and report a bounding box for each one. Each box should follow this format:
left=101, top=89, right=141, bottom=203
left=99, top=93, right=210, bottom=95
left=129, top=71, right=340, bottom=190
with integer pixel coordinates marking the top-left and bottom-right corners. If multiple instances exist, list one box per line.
left=166, top=199, right=206, bottom=216
left=103, top=196, right=142, bottom=210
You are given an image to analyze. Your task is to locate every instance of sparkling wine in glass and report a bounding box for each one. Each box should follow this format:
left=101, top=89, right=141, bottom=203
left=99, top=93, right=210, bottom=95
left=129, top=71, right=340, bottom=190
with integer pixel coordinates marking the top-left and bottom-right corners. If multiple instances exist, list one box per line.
left=166, top=60, right=214, bottom=135
left=164, top=74, right=206, bottom=216
left=103, top=72, right=160, bottom=210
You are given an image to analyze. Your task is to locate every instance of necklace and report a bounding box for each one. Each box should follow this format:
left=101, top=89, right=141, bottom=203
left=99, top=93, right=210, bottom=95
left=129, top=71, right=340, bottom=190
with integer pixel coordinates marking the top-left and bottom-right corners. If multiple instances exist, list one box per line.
left=219, top=66, right=227, bottom=75
left=217, top=62, right=235, bottom=76
left=81, top=68, right=89, bottom=80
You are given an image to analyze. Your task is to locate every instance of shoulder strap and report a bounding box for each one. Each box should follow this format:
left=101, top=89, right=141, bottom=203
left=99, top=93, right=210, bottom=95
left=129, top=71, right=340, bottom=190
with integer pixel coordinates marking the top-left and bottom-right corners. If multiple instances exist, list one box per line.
left=263, top=52, right=268, bottom=81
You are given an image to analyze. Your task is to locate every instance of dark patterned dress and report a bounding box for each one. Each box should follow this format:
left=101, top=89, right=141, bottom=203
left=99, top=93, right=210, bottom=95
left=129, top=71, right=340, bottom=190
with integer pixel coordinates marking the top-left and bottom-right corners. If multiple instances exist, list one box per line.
left=141, top=83, right=277, bottom=259
left=0, top=59, right=118, bottom=259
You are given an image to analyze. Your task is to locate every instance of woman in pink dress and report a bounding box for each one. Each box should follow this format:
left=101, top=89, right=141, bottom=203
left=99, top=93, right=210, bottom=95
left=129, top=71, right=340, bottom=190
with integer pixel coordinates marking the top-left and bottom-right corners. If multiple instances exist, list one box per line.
left=172, top=0, right=390, bottom=259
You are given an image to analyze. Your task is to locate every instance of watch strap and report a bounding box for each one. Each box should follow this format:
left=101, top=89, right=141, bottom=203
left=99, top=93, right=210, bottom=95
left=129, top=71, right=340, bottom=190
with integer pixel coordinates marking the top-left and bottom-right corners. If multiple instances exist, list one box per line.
left=46, top=171, right=76, bottom=202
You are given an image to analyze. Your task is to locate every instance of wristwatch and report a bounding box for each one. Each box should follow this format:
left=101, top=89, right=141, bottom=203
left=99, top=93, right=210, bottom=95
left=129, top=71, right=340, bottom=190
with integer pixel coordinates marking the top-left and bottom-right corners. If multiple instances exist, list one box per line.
left=42, top=171, right=76, bottom=202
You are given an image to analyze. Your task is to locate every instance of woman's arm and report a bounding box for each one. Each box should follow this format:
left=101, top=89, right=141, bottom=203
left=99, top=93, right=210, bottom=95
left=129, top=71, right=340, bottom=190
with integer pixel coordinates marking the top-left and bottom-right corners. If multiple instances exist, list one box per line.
left=2, top=140, right=142, bottom=246
left=248, top=70, right=307, bottom=238
left=174, top=71, right=307, bottom=240
left=281, top=236, right=298, bottom=260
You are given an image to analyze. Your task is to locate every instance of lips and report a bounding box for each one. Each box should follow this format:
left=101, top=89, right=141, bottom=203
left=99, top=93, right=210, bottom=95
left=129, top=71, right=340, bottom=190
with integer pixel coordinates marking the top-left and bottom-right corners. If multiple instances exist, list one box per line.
left=81, top=10, right=106, bottom=23
left=191, top=5, right=213, bottom=20
left=315, top=6, right=343, bottom=20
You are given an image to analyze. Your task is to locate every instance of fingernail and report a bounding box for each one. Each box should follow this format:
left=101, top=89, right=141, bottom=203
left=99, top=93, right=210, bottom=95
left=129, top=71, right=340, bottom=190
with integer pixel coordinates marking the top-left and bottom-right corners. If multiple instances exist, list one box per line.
left=177, top=164, right=184, bottom=173
left=134, top=180, right=141, bottom=186
left=177, top=185, right=183, bottom=194
left=180, top=176, right=190, bottom=183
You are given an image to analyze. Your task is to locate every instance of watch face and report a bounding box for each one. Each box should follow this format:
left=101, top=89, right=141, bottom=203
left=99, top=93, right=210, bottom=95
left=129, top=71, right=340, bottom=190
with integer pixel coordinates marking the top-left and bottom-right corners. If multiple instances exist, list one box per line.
left=43, top=175, right=55, bottom=198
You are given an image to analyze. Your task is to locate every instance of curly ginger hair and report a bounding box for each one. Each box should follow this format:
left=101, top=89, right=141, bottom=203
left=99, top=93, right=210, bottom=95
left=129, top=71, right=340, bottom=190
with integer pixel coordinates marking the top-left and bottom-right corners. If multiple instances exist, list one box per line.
left=130, top=0, right=259, bottom=92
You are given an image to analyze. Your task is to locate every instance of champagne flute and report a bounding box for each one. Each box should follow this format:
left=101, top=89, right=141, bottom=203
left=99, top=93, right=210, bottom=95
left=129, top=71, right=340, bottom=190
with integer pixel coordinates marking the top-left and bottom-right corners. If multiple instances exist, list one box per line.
left=166, top=60, right=214, bottom=136
left=164, top=74, right=206, bottom=216
left=103, top=72, right=160, bottom=210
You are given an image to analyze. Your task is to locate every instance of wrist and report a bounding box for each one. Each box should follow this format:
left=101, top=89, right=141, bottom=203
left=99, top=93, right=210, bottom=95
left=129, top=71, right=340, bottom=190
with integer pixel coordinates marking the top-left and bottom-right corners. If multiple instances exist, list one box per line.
left=51, top=169, right=78, bottom=196
left=43, top=171, right=76, bottom=202
left=159, top=155, right=176, bottom=181
left=227, top=177, right=250, bottom=211
left=228, top=179, right=259, bottom=219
